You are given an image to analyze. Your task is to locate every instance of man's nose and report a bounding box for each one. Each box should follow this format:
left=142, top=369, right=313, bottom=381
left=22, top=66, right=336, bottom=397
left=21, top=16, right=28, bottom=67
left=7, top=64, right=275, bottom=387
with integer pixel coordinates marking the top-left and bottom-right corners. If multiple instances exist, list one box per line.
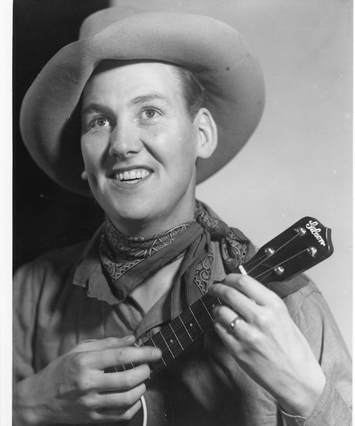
left=108, top=122, right=142, bottom=159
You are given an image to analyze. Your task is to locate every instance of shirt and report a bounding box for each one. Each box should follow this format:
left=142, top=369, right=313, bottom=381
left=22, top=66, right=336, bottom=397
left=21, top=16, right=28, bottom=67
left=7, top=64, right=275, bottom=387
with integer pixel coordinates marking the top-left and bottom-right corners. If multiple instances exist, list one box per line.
left=13, top=228, right=352, bottom=426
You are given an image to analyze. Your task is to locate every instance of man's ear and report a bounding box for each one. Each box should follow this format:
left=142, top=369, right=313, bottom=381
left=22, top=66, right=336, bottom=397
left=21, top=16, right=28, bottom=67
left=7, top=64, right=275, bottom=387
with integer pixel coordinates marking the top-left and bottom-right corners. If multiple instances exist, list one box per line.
left=194, top=108, right=218, bottom=159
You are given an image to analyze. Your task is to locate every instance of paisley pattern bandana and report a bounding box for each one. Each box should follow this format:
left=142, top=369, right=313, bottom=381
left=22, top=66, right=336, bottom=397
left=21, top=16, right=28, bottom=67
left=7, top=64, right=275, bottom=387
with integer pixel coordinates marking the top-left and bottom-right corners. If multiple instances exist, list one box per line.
left=99, top=201, right=249, bottom=301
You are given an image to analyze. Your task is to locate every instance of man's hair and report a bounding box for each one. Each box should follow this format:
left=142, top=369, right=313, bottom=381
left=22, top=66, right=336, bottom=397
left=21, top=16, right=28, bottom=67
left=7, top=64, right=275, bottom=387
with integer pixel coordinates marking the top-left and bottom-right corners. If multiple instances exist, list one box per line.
left=174, top=66, right=206, bottom=118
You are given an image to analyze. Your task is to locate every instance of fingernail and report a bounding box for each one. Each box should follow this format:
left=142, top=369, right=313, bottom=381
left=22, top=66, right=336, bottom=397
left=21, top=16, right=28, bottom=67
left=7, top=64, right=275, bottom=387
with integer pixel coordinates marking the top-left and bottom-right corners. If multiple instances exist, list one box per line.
left=154, top=348, right=162, bottom=357
left=225, top=273, right=245, bottom=286
left=238, top=265, right=248, bottom=276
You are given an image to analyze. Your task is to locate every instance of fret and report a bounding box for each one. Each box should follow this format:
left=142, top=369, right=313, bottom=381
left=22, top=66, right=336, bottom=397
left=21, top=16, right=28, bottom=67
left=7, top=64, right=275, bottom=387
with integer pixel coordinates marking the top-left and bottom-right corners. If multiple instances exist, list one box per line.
left=149, top=336, right=168, bottom=368
left=168, top=314, right=199, bottom=351
left=188, top=306, right=203, bottom=331
left=165, top=315, right=196, bottom=350
left=168, top=323, right=184, bottom=350
left=143, top=337, right=158, bottom=352
left=151, top=332, right=175, bottom=365
left=178, top=314, right=193, bottom=342
left=160, top=331, right=175, bottom=359
left=199, top=297, right=214, bottom=321
left=179, top=307, right=203, bottom=342
left=203, top=294, right=221, bottom=315
left=149, top=337, right=157, bottom=348
left=160, top=325, right=185, bottom=359
left=190, top=298, right=212, bottom=331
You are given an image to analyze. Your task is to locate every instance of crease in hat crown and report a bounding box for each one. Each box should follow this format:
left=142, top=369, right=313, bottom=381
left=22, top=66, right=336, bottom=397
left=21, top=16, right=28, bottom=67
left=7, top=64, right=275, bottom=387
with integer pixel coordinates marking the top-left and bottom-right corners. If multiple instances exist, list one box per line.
left=20, top=7, right=265, bottom=196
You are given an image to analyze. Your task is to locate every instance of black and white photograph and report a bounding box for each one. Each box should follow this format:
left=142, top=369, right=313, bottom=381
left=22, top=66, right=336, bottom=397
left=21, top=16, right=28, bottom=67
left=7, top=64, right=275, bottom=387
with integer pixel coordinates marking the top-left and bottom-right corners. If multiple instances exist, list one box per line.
left=10, top=1, right=352, bottom=425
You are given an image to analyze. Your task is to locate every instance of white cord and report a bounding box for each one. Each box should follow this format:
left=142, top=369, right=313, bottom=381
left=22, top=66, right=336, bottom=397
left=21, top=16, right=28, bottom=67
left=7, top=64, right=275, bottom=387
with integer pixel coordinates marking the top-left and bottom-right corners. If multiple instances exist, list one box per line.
left=140, top=395, right=148, bottom=426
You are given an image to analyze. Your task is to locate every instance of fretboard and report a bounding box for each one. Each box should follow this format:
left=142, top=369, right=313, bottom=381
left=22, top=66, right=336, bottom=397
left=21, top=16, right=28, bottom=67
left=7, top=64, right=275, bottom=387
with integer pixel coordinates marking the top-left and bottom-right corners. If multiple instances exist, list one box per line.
left=142, top=293, right=220, bottom=375
left=106, top=293, right=220, bottom=376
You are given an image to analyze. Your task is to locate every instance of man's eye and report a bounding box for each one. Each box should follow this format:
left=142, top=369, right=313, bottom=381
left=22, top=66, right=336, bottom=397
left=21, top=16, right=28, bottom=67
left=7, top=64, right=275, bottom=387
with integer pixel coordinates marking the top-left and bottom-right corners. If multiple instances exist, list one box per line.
left=89, top=117, right=111, bottom=129
left=141, top=108, right=161, bottom=120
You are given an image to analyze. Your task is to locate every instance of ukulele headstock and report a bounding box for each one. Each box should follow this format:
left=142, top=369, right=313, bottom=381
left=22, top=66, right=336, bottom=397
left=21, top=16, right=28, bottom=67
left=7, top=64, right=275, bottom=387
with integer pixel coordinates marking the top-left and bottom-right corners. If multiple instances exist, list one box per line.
left=243, top=217, right=334, bottom=284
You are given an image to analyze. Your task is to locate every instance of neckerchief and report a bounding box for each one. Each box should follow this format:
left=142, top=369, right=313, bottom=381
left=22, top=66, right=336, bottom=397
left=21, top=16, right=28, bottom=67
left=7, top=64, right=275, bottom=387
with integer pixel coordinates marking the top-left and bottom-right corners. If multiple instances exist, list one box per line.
left=99, top=201, right=249, bottom=302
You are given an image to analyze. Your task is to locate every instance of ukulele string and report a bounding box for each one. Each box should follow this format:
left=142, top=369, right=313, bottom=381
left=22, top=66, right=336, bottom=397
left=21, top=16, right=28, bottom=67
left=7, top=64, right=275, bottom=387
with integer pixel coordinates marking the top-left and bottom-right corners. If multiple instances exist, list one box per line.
left=252, top=247, right=311, bottom=281
left=243, top=252, right=269, bottom=274
left=245, top=231, right=302, bottom=274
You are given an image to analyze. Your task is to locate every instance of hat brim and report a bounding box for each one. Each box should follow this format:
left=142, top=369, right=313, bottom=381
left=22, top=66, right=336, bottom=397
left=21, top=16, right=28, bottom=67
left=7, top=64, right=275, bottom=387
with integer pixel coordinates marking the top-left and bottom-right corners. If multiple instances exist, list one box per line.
left=20, top=10, right=265, bottom=196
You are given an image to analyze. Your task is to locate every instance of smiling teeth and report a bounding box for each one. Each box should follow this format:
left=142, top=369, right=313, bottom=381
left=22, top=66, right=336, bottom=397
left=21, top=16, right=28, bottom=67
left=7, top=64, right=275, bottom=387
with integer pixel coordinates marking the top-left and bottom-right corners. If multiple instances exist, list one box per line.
left=117, top=168, right=150, bottom=181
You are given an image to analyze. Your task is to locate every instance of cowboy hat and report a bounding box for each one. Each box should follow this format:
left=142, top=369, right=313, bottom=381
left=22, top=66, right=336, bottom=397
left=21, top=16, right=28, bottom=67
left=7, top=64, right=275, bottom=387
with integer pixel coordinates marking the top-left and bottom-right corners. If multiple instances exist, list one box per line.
left=20, top=6, right=265, bottom=196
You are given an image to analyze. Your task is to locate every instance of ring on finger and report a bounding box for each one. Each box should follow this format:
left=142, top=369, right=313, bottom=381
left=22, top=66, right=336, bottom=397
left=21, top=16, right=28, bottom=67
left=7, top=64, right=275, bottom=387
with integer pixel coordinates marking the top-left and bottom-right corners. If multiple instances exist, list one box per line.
left=229, top=314, right=242, bottom=332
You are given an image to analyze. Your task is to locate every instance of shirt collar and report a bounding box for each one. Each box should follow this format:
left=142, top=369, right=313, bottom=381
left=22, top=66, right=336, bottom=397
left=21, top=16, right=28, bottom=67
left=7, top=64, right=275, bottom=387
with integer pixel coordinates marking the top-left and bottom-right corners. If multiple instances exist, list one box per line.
left=72, top=225, right=120, bottom=305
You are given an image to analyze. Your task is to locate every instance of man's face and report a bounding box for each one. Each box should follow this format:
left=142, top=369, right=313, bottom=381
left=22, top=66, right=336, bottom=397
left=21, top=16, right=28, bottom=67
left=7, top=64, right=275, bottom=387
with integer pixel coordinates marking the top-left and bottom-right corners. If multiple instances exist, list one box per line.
left=81, top=62, right=202, bottom=233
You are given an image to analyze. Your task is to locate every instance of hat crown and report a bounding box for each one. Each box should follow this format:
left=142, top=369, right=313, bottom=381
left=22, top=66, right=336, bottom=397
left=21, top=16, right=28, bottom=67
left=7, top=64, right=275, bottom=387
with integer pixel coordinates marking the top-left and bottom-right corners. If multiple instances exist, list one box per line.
left=80, top=6, right=148, bottom=39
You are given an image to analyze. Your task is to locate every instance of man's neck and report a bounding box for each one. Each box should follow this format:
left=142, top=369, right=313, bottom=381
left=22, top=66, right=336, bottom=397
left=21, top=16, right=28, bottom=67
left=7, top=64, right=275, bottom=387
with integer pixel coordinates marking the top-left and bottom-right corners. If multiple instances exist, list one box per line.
left=130, top=256, right=184, bottom=314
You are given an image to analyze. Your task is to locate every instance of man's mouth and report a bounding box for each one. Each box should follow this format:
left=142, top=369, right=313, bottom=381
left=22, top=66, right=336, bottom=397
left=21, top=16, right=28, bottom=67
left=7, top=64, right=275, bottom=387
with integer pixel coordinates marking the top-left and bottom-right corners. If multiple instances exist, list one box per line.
left=110, top=167, right=152, bottom=184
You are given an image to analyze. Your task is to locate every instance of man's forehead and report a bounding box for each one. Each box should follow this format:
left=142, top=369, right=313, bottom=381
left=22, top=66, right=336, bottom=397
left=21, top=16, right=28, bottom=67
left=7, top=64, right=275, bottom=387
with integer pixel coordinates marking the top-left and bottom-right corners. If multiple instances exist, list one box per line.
left=88, top=60, right=183, bottom=86
left=82, top=60, right=184, bottom=101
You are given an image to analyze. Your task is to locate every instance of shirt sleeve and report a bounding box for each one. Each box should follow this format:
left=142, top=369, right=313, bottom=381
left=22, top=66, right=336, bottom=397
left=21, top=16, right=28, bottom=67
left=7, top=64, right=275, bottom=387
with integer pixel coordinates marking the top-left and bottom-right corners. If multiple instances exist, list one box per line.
left=13, top=261, right=44, bottom=382
left=281, top=286, right=352, bottom=426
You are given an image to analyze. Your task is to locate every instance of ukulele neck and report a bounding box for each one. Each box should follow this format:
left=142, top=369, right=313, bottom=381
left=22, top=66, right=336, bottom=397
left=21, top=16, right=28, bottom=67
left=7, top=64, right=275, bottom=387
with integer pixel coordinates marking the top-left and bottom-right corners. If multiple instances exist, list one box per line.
left=143, top=293, right=219, bottom=376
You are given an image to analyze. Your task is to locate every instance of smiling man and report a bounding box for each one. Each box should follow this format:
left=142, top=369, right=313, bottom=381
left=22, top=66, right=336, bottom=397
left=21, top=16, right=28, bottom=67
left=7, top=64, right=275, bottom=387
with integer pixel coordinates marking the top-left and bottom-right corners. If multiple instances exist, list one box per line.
left=80, top=61, right=215, bottom=236
left=13, top=6, right=351, bottom=426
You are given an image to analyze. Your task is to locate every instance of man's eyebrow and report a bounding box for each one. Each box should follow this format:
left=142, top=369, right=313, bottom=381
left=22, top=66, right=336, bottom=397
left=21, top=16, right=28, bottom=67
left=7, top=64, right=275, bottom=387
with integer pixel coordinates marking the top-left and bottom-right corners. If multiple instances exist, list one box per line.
left=130, top=93, right=171, bottom=105
left=81, top=103, right=113, bottom=116
left=81, top=95, right=170, bottom=115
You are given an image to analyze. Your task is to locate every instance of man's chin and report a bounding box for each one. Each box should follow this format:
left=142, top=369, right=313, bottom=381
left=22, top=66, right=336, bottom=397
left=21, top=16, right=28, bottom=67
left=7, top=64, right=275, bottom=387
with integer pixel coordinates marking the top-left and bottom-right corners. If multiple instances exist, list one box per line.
left=106, top=205, right=161, bottom=232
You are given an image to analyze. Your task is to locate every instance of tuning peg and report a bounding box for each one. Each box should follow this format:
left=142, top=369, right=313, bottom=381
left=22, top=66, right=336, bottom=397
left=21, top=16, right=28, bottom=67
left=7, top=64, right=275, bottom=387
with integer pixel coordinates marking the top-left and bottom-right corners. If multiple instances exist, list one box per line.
left=295, top=227, right=307, bottom=236
left=307, top=247, right=318, bottom=257
left=273, top=266, right=285, bottom=275
left=264, top=247, right=275, bottom=256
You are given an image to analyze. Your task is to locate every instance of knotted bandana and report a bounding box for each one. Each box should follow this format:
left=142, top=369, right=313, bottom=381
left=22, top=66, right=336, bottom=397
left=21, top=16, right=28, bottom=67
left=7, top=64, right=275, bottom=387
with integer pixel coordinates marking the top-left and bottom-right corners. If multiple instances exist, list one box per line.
left=99, top=201, right=249, bottom=302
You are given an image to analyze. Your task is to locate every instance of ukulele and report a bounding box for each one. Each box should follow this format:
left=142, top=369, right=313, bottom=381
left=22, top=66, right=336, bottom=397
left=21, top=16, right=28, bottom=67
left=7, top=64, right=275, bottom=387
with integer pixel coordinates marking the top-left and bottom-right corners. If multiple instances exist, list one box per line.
left=108, top=216, right=334, bottom=426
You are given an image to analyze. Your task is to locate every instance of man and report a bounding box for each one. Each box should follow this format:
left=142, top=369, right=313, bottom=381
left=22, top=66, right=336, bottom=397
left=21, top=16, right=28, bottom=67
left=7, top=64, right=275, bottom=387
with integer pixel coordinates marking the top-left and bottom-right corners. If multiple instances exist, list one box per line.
left=13, top=6, right=351, bottom=426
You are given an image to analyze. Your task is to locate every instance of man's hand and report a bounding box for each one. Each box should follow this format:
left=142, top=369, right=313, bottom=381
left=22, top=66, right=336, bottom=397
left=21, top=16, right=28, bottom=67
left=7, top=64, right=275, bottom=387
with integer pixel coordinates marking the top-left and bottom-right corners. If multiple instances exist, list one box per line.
left=14, top=336, right=161, bottom=425
left=209, top=273, right=326, bottom=418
